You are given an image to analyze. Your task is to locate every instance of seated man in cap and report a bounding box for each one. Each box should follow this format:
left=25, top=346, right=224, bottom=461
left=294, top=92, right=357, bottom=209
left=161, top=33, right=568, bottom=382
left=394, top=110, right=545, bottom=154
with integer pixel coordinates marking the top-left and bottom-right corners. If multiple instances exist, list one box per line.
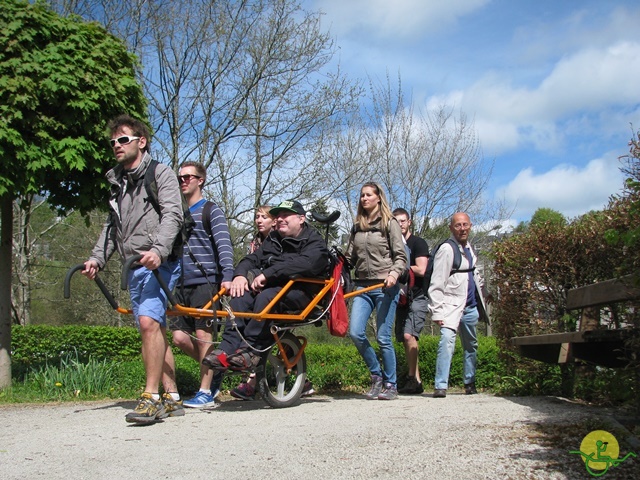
left=203, top=199, right=329, bottom=371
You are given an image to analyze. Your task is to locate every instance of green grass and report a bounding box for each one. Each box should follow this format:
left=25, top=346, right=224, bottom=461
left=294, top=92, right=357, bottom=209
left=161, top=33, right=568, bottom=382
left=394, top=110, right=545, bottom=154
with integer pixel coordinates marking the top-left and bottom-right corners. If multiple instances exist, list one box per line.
left=3, top=331, right=635, bottom=408
left=2, top=350, right=118, bottom=402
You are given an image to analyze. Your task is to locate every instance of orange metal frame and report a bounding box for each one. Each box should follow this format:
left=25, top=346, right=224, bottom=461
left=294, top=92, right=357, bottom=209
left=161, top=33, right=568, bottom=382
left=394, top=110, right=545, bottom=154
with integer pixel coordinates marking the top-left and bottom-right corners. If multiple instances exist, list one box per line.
left=66, top=265, right=384, bottom=372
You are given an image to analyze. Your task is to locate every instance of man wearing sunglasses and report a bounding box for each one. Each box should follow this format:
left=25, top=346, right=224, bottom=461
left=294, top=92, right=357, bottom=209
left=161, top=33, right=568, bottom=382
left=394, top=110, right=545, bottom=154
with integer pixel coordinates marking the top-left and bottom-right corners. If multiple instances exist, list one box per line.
left=170, top=161, right=234, bottom=408
left=82, top=114, right=185, bottom=424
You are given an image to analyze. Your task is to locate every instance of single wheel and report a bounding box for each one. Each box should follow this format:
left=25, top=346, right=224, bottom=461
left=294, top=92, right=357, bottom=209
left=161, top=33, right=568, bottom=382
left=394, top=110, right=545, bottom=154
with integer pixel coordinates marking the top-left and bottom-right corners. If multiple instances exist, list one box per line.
left=258, top=332, right=306, bottom=408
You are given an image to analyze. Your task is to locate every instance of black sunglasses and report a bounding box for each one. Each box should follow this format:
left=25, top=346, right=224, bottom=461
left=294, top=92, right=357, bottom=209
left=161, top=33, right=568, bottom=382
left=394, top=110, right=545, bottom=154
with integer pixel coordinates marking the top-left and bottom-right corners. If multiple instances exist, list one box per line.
left=109, top=135, right=140, bottom=147
left=178, top=174, right=202, bottom=183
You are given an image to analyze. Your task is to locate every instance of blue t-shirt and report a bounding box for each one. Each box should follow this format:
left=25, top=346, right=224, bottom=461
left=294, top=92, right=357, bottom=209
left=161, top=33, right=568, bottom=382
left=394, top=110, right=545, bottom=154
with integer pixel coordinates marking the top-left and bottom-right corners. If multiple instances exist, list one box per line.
left=464, top=247, right=476, bottom=308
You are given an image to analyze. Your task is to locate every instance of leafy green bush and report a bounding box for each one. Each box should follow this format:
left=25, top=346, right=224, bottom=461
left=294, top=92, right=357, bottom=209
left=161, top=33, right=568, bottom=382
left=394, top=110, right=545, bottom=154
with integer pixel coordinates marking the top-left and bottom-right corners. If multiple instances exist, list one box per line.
left=8, top=325, right=504, bottom=401
left=12, top=325, right=142, bottom=370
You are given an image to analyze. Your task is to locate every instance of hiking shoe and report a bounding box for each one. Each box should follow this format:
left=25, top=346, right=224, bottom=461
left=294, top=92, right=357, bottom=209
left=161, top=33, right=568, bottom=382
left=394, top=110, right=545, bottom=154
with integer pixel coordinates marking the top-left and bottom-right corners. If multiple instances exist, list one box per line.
left=161, top=393, right=185, bottom=417
left=183, top=391, right=217, bottom=408
left=301, top=380, right=315, bottom=398
left=464, top=382, right=478, bottom=395
left=433, top=389, right=447, bottom=398
left=230, top=382, right=256, bottom=401
left=378, top=383, right=398, bottom=400
left=125, top=393, right=165, bottom=424
left=399, top=377, right=424, bottom=395
left=365, top=375, right=383, bottom=399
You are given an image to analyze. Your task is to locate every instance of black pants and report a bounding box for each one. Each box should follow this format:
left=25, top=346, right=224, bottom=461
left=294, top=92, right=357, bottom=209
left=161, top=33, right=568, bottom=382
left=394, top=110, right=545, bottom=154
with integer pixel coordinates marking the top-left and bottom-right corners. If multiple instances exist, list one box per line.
left=218, top=286, right=310, bottom=352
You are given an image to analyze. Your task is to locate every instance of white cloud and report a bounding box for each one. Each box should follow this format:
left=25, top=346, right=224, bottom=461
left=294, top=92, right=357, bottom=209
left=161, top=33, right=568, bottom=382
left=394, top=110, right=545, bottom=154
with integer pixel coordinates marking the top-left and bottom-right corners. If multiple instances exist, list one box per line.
left=314, top=0, right=489, bottom=39
left=495, top=156, right=624, bottom=221
left=443, top=41, right=640, bottom=155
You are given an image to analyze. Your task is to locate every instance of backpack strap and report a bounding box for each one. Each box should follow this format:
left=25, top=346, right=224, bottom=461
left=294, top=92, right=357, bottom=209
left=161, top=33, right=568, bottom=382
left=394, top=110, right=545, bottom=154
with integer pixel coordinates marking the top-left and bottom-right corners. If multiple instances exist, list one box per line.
left=143, top=159, right=161, bottom=216
left=201, top=200, right=214, bottom=244
left=200, top=200, right=219, bottom=262
left=445, top=238, right=474, bottom=275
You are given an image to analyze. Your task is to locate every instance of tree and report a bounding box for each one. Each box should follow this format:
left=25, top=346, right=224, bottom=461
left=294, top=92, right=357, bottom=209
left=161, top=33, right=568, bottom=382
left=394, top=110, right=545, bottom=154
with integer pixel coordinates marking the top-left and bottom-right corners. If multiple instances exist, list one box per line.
left=51, top=0, right=361, bottom=235
left=325, top=73, right=494, bottom=240
left=0, top=0, right=146, bottom=387
left=530, top=207, right=567, bottom=228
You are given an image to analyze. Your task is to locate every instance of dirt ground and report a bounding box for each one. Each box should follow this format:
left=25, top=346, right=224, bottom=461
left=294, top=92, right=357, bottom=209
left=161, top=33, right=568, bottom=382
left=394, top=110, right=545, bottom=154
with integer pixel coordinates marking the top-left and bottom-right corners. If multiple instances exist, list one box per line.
left=0, top=392, right=638, bottom=480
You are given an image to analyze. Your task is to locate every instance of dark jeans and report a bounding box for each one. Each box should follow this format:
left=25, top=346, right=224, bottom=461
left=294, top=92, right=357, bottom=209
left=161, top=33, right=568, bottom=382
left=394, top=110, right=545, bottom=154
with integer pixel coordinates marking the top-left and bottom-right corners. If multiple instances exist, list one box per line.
left=218, top=286, right=310, bottom=352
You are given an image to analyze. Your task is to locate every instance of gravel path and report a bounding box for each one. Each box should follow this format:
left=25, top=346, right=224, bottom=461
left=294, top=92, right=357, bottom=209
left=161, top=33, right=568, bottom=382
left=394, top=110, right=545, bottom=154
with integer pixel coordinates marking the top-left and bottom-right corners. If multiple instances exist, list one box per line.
left=0, top=392, right=637, bottom=479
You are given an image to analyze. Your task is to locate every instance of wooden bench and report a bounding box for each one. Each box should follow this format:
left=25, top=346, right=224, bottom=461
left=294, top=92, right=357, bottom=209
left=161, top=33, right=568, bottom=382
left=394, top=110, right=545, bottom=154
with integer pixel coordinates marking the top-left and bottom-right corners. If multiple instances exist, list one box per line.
left=511, top=275, right=640, bottom=368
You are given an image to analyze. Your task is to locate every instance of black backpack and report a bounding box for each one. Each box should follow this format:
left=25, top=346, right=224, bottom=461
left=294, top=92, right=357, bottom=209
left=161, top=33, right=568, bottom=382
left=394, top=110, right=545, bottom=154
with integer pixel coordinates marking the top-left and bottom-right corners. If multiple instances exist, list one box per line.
left=143, top=160, right=196, bottom=261
left=424, top=238, right=474, bottom=295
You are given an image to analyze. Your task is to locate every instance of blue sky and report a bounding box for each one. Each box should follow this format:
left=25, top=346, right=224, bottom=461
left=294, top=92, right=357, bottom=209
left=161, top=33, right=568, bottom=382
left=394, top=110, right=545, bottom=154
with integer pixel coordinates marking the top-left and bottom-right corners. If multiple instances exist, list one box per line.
left=308, top=0, right=640, bottom=227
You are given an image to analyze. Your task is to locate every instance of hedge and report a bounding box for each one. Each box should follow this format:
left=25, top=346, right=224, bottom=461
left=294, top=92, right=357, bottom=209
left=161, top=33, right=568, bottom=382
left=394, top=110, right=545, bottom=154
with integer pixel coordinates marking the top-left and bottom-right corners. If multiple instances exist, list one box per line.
left=10, top=325, right=500, bottom=392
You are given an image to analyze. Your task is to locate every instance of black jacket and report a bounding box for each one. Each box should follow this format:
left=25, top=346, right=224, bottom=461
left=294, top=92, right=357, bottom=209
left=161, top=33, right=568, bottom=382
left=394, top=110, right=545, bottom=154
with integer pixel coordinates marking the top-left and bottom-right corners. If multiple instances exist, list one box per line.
left=234, top=224, right=329, bottom=290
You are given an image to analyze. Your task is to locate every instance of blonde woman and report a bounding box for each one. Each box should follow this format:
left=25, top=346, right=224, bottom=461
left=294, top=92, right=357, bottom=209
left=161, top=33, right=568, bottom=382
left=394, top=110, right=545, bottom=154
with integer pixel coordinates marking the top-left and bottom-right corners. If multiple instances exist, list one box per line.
left=247, top=205, right=275, bottom=254
left=347, top=182, right=407, bottom=400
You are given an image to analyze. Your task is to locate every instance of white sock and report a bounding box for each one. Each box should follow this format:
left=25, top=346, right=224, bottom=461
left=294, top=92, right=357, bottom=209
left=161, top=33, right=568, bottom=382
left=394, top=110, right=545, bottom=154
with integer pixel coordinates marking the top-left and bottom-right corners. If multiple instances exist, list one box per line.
left=169, top=392, right=180, bottom=401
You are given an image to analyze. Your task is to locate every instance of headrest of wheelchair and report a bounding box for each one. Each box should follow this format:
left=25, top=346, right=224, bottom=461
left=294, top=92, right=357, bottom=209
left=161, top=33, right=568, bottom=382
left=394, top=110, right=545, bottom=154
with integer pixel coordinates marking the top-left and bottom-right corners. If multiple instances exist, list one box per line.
left=310, top=210, right=340, bottom=225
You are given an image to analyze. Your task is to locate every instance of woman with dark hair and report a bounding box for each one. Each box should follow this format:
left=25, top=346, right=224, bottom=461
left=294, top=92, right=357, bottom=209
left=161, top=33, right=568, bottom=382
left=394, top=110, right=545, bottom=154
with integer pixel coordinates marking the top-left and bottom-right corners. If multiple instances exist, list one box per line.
left=347, top=182, right=407, bottom=400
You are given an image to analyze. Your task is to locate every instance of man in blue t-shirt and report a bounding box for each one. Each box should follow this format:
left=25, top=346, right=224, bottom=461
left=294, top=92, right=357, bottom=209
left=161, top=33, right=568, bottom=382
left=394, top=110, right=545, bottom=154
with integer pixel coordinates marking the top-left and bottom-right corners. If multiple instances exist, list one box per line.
left=170, top=161, right=234, bottom=408
left=393, top=208, right=430, bottom=394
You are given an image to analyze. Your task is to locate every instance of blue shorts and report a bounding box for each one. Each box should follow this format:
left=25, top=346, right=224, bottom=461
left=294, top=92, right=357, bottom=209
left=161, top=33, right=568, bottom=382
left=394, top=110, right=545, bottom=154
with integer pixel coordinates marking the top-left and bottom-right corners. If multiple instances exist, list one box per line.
left=127, top=260, right=181, bottom=328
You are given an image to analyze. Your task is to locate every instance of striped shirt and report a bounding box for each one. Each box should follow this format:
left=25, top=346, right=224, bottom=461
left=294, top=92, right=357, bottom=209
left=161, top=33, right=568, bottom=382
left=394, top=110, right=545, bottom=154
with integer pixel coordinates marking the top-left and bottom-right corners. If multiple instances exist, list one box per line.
left=180, top=199, right=234, bottom=286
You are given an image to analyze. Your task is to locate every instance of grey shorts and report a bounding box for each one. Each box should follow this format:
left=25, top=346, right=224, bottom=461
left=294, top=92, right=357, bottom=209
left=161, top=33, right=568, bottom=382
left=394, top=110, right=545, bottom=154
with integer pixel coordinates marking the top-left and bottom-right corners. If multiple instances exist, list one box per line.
left=395, top=293, right=429, bottom=342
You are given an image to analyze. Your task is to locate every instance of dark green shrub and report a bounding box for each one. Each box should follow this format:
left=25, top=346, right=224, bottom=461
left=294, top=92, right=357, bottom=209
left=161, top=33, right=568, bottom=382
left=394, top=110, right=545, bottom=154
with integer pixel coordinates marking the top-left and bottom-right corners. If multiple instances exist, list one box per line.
left=9, top=326, right=503, bottom=400
left=11, top=325, right=143, bottom=379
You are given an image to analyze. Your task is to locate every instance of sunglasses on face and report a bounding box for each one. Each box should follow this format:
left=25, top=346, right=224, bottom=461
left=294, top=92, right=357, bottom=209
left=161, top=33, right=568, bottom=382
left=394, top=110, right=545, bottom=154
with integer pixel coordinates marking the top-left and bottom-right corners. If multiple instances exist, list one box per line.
left=109, top=135, right=140, bottom=147
left=178, top=174, right=202, bottom=184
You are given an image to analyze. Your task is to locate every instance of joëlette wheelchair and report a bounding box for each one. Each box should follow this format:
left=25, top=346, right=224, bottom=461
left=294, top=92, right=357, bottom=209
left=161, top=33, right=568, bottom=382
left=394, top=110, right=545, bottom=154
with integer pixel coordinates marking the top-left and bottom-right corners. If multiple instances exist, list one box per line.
left=64, top=211, right=383, bottom=408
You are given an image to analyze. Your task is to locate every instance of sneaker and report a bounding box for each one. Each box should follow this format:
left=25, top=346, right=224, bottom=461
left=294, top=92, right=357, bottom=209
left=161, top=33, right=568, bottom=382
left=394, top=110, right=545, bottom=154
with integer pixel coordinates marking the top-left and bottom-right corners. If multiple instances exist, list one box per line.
left=125, top=393, right=165, bottom=424
left=161, top=393, right=185, bottom=417
left=365, top=375, right=383, bottom=399
left=183, top=391, right=217, bottom=408
left=230, top=382, right=256, bottom=400
left=301, top=380, right=315, bottom=398
left=433, top=389, right=447, bottom=398
left=398, top=377, right=424, bottom=395
left=464, top=382, right=478, bottom=395
left=378, top=383, right=398, bottom=400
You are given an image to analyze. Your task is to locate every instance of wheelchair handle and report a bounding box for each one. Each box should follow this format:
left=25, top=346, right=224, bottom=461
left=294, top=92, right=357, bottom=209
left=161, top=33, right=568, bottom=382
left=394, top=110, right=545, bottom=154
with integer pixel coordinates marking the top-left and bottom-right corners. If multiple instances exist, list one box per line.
left=64, top=264, right=120, bottom=310
left=310, top=210, right=340, bottom=225
left=121, top=255, right=143, bottom=290
left=64, top=264, right=86, bottom=299
left=310, top=210, right=341, bottom=245
left=120, top=254, right=179, bottom=308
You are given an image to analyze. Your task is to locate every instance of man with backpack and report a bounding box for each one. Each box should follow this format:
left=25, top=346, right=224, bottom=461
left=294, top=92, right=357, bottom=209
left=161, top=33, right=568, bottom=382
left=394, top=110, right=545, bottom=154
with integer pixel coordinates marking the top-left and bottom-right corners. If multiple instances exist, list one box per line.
left=429, top=212, right=488, bottom=398
left=82, top=114, right=185, bottom=423
left=170, top=161, right=234, bottom=408
left=392, top=208, right=430, bottom=395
